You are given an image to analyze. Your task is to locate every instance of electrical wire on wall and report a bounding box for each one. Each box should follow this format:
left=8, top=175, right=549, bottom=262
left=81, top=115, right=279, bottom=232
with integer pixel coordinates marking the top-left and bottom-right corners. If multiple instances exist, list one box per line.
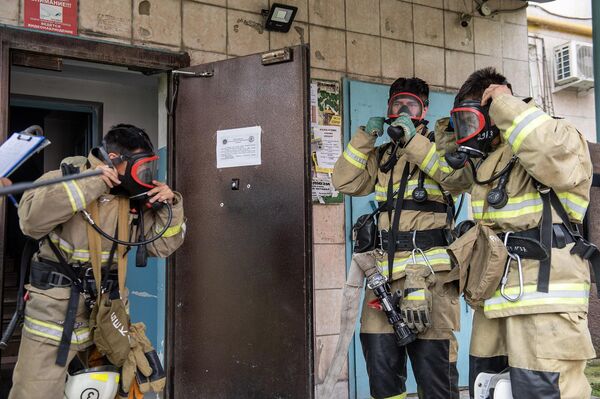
left=528, top=34, right=555, bottom=115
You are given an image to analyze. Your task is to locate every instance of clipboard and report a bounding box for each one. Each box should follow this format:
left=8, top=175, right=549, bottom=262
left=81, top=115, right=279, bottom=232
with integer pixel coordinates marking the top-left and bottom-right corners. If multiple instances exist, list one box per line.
left=0, top=130, right=51, bottom=178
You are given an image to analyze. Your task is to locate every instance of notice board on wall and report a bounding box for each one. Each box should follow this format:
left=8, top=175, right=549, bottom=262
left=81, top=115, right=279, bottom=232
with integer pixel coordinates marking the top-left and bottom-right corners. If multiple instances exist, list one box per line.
left=311, top=79, right=343, bottom=204
left=25, top=0, right=78, bottom=36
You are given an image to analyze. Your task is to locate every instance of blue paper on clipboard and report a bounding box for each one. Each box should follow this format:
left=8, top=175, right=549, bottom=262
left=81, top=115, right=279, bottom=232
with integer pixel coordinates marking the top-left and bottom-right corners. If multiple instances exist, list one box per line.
left=0, top=132, right=51, bottom=178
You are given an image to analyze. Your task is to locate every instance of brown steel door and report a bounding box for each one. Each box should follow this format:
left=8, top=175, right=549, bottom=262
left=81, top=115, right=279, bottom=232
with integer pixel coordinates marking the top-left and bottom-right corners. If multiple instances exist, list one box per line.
left=170, top=46, right=312, bottom=399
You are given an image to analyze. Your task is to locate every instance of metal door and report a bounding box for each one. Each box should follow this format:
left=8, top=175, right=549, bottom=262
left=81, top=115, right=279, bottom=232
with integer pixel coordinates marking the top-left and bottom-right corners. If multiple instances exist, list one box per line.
left=170, top=46, right=312, bottom=399
left=342, top=79, right=472, bottom=397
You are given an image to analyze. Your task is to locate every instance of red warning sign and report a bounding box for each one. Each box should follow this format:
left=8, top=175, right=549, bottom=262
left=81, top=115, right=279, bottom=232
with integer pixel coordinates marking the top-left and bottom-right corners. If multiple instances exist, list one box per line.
left=24, top=0, right=78, bottom=36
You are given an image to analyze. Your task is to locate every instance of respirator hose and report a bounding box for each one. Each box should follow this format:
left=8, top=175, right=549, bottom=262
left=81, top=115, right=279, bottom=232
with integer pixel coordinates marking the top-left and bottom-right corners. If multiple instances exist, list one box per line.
left=82, top=203, right=173, bottom=246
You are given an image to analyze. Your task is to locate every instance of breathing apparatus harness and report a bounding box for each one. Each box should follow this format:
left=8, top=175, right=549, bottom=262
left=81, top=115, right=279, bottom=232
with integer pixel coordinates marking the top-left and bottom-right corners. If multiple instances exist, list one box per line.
left=84, top=145, right=173, bottom=267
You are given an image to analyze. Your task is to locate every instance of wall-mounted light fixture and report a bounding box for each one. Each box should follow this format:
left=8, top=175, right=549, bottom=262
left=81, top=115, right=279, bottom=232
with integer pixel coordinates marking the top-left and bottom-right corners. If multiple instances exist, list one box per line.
left=262, top=3, right=298, bottom=33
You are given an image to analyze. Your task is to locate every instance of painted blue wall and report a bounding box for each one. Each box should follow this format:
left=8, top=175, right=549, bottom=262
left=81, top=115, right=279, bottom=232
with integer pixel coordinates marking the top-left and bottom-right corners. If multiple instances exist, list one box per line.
left=342, top=79, right=472, bottom=398
left=126, top=146, right=167, bottom=360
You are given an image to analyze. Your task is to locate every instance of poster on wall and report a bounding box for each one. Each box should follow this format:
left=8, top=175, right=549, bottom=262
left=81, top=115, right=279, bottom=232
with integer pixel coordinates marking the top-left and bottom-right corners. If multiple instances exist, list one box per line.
left=311, top=79, right=343, bottom=204
left=24, top=0, right=78, bottom=36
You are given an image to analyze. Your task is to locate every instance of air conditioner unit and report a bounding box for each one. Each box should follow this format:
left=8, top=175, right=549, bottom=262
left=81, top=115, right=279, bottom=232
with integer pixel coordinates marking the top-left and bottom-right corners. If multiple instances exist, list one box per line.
left=553, top=41, right=594, bottom=92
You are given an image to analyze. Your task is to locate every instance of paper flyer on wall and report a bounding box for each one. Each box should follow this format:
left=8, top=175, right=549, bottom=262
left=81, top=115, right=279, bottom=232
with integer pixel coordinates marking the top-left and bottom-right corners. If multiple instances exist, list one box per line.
left=310, top=79, right=343, bottom=204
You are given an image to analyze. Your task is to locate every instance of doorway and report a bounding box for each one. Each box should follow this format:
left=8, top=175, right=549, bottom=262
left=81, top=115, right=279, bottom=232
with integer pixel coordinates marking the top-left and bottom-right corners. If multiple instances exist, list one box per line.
left=0, top=58, right=163, bottom=397
left=0, top=97, right=98, bottom=396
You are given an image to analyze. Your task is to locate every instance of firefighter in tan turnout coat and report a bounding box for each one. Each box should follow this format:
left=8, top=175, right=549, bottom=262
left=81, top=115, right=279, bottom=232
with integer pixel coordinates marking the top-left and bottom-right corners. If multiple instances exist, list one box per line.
left=445, top=68, right=595, bottom=398
left=9, top=124, right=185, bottom=399
left=333, top=77, right=472, bottom=399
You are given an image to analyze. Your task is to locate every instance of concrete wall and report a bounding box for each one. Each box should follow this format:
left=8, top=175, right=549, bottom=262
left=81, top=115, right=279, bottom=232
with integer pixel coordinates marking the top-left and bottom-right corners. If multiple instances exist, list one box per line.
left=0, top=1, right=531, bottom=397
left=527, top=0, right=595, bottom=142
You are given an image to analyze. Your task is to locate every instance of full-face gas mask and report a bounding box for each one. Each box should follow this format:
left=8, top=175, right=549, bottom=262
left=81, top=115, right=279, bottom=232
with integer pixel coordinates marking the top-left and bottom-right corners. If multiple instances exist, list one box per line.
left=444, top=100, right=500, bottom=169
left=95, top=146, right=158, bottom=201
left=87, top=144, right=172, bottom=267
left=385, top=92, right=428, bottom=142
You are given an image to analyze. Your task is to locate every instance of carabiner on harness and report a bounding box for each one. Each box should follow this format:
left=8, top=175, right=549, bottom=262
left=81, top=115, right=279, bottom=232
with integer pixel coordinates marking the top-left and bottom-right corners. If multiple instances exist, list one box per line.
left=500, top=232, right=524, bottom=302
left=411, top=230, right=435, bottom=275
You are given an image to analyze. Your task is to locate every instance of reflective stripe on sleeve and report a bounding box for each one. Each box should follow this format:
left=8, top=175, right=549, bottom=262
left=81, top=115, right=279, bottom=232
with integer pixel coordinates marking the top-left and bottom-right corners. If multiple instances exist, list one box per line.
left=420, top=145, right=440, bottom=176
left=503, top=107, right=552, bottom=152
left=342, top=143, right=369, bottom=170
left=155, top=222, right=184, bottom=238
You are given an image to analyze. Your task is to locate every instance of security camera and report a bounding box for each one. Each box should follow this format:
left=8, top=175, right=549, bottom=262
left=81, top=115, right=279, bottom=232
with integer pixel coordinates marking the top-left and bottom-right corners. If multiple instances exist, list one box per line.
left=459, top=13, right=472, bottom=28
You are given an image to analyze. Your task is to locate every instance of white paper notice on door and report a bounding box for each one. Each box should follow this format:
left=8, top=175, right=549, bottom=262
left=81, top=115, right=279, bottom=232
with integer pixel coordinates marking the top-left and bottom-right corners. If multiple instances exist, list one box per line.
left=216, top=126, right=262, bottom=169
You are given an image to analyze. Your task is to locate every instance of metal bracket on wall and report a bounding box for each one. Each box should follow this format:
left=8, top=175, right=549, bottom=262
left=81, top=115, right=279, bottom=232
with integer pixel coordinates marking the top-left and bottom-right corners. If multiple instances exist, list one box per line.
left=261, top=48, right=293, bottom=65
left=172, top=70, right=214, bottom=78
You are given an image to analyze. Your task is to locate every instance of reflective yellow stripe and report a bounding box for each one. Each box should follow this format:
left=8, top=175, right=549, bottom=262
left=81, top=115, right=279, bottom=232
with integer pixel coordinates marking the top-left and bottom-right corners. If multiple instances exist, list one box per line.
left=343, top=151, right=366, bottom=170
left=503, top=107, right=538, bottom=141
left=378, top=249, right=450, bottom=277
left=556, top=192, right=589, bottom=221
left=484, top=283, right=590, bottom=312
left=72, top=181, right=87, bottom=209
left=504, top=107, right=552, bottom=152
left=405, top=290, right=425, bottom=301
left=512, top=114, right=552, bottom=152
left=24, top=316, right=91, bottom=344
left=62, top=182, right=78, bottom=212
left=473, top=204, right=543, bottom=220
left=374, top=393, right=407, bottom=399
left=158, top=223, right=183, bottom=238
left=472, top=192, right=543, bottom=220
left=347, top=143, right=368, bottom=160
left=420, top=145, right=439, bottom=176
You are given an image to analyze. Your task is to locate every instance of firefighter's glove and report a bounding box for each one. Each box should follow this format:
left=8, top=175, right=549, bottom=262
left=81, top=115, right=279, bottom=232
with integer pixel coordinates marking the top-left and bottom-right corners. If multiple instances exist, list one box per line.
left=130, top=322, right=166, bottom=393
left=365, top=117, right=385, bottom=137
left=401, top=264, right=436, bottom=333
left=390, top=114, right=416, bottom=145
left=120, top=325, right=152, bottom=394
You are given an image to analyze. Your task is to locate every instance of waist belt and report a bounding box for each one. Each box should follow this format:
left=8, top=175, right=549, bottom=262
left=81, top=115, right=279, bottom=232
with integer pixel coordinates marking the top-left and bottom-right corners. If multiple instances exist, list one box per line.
left=379, top=228, right=450, bottom=251
left=378, top=199, right=448, bottom=214
left=497, top=224, right=575, bottom=261
left=31, top=259, right=118, bottom=296
left=30, top=260, right=75, bottom=289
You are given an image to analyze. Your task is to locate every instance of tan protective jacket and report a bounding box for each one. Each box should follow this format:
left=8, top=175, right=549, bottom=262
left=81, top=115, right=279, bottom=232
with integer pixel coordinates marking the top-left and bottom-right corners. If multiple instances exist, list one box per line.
left=471, top=94, right=592, bottom=318
left=17, top=152, right=185, bottom=349
left=332, top=122, right=472, bottom=281
left=19, top=153, right=186, bottom=265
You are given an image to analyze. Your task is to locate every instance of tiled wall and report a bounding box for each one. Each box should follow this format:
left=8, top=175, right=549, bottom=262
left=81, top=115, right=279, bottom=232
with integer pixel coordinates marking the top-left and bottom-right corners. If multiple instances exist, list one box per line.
left=0, top=1, right=530, bottom=397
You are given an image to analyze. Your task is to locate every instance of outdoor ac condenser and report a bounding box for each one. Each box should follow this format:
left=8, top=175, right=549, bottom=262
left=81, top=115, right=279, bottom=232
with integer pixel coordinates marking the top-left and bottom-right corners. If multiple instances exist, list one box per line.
left=553, top=41, right=594, bottom=92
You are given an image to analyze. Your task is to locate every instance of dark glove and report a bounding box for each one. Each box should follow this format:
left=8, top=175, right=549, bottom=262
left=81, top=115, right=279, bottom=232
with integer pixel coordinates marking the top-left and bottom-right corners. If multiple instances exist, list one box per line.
left=401, top=263, right=436, bottom=333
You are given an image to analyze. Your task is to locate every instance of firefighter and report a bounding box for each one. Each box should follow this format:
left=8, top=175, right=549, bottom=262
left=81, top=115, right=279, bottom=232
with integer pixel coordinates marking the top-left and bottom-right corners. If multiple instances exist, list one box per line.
left=446, top=67, right=595, bottom=398
left=8, top=124, right=186, bottom=399
left=332, top=77, right=471, bottom=399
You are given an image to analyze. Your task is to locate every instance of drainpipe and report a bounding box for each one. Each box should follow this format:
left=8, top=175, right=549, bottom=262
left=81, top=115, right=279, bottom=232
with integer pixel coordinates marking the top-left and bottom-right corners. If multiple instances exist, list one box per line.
left=593, top=2, right=600, bottom=141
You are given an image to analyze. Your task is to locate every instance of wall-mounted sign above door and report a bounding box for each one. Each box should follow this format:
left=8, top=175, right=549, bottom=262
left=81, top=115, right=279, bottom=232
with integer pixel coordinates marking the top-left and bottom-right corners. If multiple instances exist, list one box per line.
left=24, top=0, right=78, bottom=36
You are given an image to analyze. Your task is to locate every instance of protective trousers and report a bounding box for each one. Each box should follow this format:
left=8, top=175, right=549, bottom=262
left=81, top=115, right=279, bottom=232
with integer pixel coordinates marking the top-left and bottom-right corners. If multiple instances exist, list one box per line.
left=469, top=308, right=595, bottom=399
left=360, top=271, right=460, bottom=399
left=8, top=287, right=91, bottom=399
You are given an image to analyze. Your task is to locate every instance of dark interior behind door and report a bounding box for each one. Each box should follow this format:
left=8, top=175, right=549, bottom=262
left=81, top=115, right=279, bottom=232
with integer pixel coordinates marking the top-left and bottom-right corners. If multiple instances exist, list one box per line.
left=171, top=46, right=312, bottom=398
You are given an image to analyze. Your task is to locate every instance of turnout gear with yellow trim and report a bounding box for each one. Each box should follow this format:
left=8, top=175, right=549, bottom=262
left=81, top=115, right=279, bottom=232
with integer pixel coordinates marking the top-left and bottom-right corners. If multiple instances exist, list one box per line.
left=332, top=94, right=471, bottom=398
left=445, top=89, right=595, bottom=398
left=8, top=151, right=185, bottom=399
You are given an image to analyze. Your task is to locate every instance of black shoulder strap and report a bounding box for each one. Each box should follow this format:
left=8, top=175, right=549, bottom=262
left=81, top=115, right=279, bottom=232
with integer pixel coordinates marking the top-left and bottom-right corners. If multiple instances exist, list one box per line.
left=46, top=237, right=82, bottom=366
left=387, top=164, right=410, bottom=280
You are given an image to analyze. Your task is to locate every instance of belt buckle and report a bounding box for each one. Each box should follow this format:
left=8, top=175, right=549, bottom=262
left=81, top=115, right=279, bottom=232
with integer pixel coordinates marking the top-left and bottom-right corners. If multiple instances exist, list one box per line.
left=378, top=230, right=386, bottom=250
left=48, top=271, right=72, bottom=288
